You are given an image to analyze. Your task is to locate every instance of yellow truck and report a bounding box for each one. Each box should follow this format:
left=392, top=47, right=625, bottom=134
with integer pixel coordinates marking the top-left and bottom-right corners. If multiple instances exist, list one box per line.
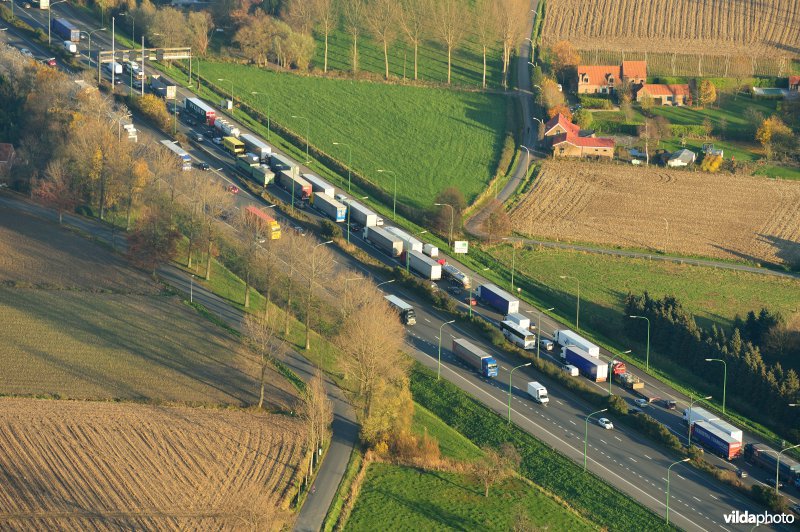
left=222, top=136, right=245, bottom=155
left=245, top=206, right=281, bottom=241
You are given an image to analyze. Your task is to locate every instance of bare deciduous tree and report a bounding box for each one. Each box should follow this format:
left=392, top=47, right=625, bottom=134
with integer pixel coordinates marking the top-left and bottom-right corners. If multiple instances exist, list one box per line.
left=284, top=0, right=316, bottom=34
left=236, top=207, right=273, bottom=308
left=474, top=0, right=499, bottom=88
left=398, top=0, right=428, bottom=81
left=243, top=313, right=287, bottom=409
left=482, top=199, right=511, bottom=243
left=342, top=0, right=366, bottom=73
left=300, top=369, right=333, bottom=480
left=472, top=446, right=512, bottom=497
left=431, top=0, right=465, bottom=84
left=293, top=236, right=335, bottom=349
left=187, top=11, right=213, bottom=57
left=365, top=0, right=400, bottom=79
left=497, top=0, right=529, bottom=89
left=33, top=159, right=78, bottom=224
left=197, top=179, right=234, bottom=280
left=312, top=0, right=337, bottom=73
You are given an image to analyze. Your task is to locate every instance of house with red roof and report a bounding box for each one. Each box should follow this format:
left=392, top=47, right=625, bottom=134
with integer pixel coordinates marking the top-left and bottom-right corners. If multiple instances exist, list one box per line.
left=577, top=61, right=647, bottom=94
left=636, top=84, right=691, bottom=106
left=542, top=113, right=581, bottom=137
left=551, top=134, right=615, bottom=159
left=790, top=76, right=800, bottom=92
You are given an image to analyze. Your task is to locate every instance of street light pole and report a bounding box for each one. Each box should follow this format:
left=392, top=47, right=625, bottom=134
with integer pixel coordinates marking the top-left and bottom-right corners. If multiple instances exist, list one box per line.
left=377, top=169, right=397, bottom=219
left=291, top=115, right=310, bottom=164
left=190, top=274, right=195, bottom=303
left=687, top=394, right=712, bottom=448
left=84, top=27, right=106, bottom=67
left=584, top=408, right=607, bottom=471
left=536, top=307, right=555, bottom=359
left=438, top=320, right=456, bottom=380
left=434, top=203, right=455, bottom=249
left=251, top=92, right=270, bottom=140
left=704, top=358, right=727, bottom=414
left=217, top=78, right=234, bottom=107
left=333, top=142, right=352, bottom=192
left=776, top=443, right=800, bottom=494
left=559, top=275, right=581, bottom=331
left=508, top=362, right=532, bottom=422
left=629, top=315, right=651, bottom=372
left=666, top=458, right=691, bottom=525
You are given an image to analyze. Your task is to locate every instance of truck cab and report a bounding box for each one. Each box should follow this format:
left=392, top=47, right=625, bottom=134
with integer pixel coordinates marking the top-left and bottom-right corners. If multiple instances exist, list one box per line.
left=527, top=381, right=549, bottom=404
left=482, top=357, right=498, bottom=378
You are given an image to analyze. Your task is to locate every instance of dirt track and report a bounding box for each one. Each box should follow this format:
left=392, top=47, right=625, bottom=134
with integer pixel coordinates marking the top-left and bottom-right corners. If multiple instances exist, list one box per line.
left=0, top=398, right=303, bottom=530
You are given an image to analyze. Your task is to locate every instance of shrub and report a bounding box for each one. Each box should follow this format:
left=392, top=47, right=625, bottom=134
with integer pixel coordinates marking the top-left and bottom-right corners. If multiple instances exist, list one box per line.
left=626, top=413, right=682, bottom=452
left=578, top=95, right=613, bottom=109
left=700, top=154, right=723, bottom=172
left=751, top=484, right=789, bottom=513
left=319, top=220, right=342, bottom=241
left=129, top=94, right=171, bottom=131
left=606, top=394, right=628, bottom=415
left=669, top=125, right=708, bottom=138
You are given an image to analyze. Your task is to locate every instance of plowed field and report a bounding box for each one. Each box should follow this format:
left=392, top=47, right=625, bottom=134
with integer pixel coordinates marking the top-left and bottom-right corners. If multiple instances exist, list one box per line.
left=0, top=398, right=303, bottom=530
left=542, top=0, right=800, bottom=58
left=510, top=161, right=800, bottom=267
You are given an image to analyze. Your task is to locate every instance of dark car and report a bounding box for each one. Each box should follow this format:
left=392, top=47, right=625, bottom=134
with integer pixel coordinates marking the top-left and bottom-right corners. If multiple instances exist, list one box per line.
left=196, top=162, right=210, bottom=171
left=465, top=295, right=477, bottom=306
left=657, top=399, right=677, bottom=410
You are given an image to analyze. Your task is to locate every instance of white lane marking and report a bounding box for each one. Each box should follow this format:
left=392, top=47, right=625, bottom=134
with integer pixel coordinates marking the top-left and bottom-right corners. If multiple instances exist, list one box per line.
left=569, top=420, right=576, bottom=425
left=614, top=436, right=622, bottom=442
left=555, top=399, right=563, bottom=405
left=644, top=454, right=652, bottom=460
left=693, top=496, right=701, bottom=502
left=629, top=457, right=637, bottom=463
left=424, top=318, right=431, bottom=323
left=676, top=473, right=685, bottom=480
left=434, top=364, right=708, bottom=531
left=709, top=494, right=718, bottom=500
left=600, top=439, right=607, bottom=445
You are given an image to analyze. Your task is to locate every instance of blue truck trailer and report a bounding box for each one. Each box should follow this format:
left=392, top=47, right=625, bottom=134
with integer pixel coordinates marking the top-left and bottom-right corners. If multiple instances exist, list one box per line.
left=52, top=18, right=80, bottom=42
left=475, top=283, right=519, bottom=314
left=560, top=346, right=608, bottom=382
left=452, top=338, right=498, bottom=378
left=745, top=443, right=800, bottom=487
left=691, top=421, right=742, bottom=460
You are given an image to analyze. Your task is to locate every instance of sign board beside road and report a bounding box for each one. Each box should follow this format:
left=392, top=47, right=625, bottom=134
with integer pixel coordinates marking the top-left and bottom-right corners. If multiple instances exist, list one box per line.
left=453, top=241, right=469, bottom=254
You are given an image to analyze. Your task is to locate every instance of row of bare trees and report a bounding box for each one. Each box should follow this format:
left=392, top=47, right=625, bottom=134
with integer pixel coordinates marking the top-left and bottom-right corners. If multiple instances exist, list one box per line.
left=284, top=0, right=530, bottom=86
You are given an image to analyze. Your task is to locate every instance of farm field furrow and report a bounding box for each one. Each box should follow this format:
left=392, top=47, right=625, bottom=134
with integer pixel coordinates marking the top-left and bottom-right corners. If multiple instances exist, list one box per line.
left=542, top=0, right=800, bottom=57
left=511, top=161, right=800, bottom=267
left=0, top=398, right=302, bottom=530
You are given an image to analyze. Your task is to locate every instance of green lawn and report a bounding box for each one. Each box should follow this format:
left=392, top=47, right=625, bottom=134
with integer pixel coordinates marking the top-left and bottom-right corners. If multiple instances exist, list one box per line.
left=753, top=164, right=800, bottom=180
left=659, top=138, right=760, bottom=162
left=412, top=404, right=483, bottom=462
left=195, top=60, right=509, bottom=210
left=489, top=246, right=800, bottom=336
left=345, top=463, right=596, bottom=532
left=316, top=27, right=504, bottom=88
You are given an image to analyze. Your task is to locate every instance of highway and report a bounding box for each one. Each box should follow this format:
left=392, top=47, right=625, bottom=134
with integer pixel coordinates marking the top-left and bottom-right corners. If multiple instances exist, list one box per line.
left=5, top=4, right=798, bottom=530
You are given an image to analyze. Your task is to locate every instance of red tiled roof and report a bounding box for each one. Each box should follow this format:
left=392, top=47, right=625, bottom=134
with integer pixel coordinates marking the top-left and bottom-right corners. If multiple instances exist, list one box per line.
left=543, top=113, right=580, bottom=136
left=639, top=83, right=690, bottom=97
left=577, top=65, right=620, bottom=86
left=790, top=75, right=800, bottom=86
left=622, top=61, right=647, bottom=80
left=551, top=133, right=615, bottom=148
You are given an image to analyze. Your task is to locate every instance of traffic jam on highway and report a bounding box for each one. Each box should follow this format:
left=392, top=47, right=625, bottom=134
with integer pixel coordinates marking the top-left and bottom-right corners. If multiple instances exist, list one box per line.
left=5, top=4, right=799, bottom=525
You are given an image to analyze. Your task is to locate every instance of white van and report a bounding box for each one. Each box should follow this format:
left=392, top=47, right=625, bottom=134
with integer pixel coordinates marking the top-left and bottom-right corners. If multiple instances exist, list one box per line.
left=527, top=381, right=549, bottom=404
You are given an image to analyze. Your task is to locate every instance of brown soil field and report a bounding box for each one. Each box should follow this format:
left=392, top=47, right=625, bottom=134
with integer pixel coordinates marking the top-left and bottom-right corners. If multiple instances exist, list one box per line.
left=510, top=161, right=800, bottom=267
left=0, top=398, right=303, bottom=530
left=0, top=209, right=297, bottom=408
left=542, top=0, right=800, bottom=58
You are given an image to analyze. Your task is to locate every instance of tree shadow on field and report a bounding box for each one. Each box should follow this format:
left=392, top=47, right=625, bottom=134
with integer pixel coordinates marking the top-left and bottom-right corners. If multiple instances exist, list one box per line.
left=711, top=236, right=800, bottom=271
left=368, top=486, right=482, bottom=531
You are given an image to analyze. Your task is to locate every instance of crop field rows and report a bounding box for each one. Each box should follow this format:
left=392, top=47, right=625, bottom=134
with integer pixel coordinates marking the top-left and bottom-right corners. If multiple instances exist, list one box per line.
left=0, top=398, right=303, bottom=530
left=543, top=0, right=800, bottom=62
left=510, top=161, right=800, bottom=267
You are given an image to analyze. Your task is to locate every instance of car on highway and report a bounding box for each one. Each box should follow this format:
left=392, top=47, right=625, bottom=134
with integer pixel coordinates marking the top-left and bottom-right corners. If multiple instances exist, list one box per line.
left=19, top=48, right=33, bottom=58
left=736, top=468, right=748, bottom=479
left=212, top=137, right=222, bottom=145
left=791, top=504, right=800, bottom=516
left=193, top=133, right=203, bottom=142
left=22, top=2, right=31, bottom=8
left=196, top=162, right=210, bottom=171
left=657, top=399, right=677, bottom=410
left=465, top=295, right=477, bottom=306
left=539, top=338, right=554, bottom=351
left=634, top=398, right=649, bottom=408
left=42, top=58, right=57, bottom=67
left=226, top=185, right=239, bottom=194
left=597, top=417, right=614, bottom=430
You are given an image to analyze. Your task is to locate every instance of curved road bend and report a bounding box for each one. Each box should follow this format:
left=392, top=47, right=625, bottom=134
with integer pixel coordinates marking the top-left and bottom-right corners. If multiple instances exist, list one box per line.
left=0, top=193, right=357, bottom=532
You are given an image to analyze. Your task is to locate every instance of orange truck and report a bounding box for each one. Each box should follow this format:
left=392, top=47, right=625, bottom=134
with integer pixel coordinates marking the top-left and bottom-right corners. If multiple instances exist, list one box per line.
left=245, top=206, right=281, bottom=241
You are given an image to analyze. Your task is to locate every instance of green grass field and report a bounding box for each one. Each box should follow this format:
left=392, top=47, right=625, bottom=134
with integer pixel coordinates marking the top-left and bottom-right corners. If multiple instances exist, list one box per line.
left=345, top=463, right=596, bottom=532
left=315, top=26, right=504, bottom=88
left=195, top=60, right=509, bottom=211
left=412, top=404, right=483, bottom=462
left=488, top=246, right=800, bottom=335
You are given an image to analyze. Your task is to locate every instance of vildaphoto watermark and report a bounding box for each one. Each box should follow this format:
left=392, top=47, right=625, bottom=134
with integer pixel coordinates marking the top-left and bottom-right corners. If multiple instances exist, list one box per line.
left=724, top=510, right=795, bottom=525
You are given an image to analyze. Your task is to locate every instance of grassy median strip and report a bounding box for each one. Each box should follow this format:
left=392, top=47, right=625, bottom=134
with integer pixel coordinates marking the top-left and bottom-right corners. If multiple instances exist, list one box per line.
left=410, top=363, right=673, bottom=532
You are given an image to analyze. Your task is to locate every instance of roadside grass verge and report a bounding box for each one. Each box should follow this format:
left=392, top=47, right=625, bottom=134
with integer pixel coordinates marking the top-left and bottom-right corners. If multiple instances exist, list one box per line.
left=344, top=462, right=597, bottom=532
left=409, top=364, right=671, bottom=532
left=412, top=404, right=483, bottom=462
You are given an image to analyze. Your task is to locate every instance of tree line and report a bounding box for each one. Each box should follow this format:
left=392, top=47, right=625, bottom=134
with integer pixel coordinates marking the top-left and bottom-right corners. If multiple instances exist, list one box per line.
left=624, top=292, right=800, bottom=442
left=86, top=0, right=531, bottom=87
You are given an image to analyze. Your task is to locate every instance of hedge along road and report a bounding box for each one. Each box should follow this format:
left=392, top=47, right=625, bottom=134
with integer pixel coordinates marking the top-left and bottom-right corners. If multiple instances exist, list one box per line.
left=0, top=192, right=357, bottom=532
